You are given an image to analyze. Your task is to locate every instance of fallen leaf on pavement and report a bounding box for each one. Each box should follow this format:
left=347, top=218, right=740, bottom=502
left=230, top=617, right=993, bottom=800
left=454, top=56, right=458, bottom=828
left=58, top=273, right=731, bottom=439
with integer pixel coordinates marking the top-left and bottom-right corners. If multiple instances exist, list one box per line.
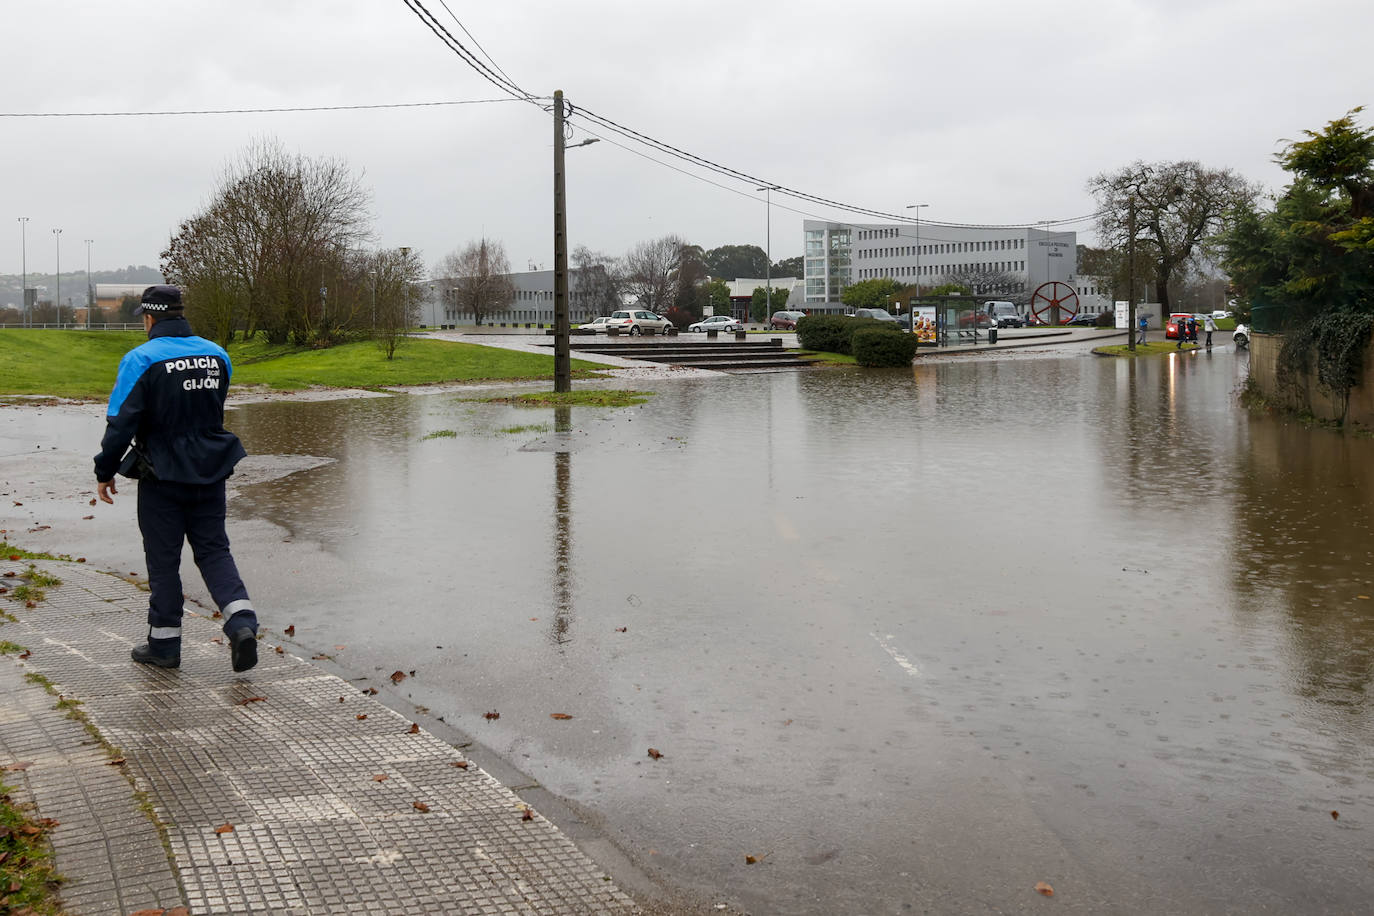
left=550, top=713, right=573, bottom=720
left=356, top=714, right=368, bottom=720
left=412, top=801, right=430, bottom=812
left=409, top=723, right=420, bottom=734
left=312, top=654, right=330, bottom=660
left=275, top=646, right=284, bottom=654
left=18, top=650, right=30, bottom=660
left=4, top=762, right=33, bottom=771
left=373, top=774, right=389, bottom=782
left=215, top=823, right=234, bottom=835
left=390, top=670, right=407, bottom=684
left=647, top=748, right=663, bottom=760
left=235, top=696, right=266, bottom=706
left=1034, top=881, right=1054, bottom=897
left=484, top=710, right=500, bottom=721
left=106, top=757, right=126, bottom=766
left=211, top=610, right=222, bottom=619
left=82, top=515, right=94, bottom=520
left=88, top=498, right=96, bottom=506
left=284, top=625, right=295, bottom=636
left=1331, top=810, right=1340, bottom=820
left=450, top=760, right=469, bottom=769
left=615, top=627, right=628, bottom=633
left=745, top=855, right=759, bottom=865
left=520, top=806, right=534, bottom=821
left=362, top=687, right=378, bottom=695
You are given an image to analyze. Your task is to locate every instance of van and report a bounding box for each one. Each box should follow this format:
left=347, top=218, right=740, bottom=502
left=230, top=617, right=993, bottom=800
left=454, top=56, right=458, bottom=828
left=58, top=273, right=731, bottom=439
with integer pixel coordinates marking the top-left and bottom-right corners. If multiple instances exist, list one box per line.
left=984, top=301, right=1022, bottom=328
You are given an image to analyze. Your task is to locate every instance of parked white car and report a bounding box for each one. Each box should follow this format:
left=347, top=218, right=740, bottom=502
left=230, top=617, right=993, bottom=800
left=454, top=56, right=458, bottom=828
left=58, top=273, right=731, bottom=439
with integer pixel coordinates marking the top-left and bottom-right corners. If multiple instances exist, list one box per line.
left=607, top=309, right=673, bottom=335
left=687, top=315, right=744, bottom=333
left=577, top=317, right=612, bottom=333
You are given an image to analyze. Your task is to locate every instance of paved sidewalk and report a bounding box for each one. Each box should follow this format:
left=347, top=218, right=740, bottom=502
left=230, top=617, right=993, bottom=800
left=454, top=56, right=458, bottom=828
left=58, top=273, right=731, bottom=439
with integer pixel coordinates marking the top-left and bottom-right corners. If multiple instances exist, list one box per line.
left=0, top=558, right=636, bottom=914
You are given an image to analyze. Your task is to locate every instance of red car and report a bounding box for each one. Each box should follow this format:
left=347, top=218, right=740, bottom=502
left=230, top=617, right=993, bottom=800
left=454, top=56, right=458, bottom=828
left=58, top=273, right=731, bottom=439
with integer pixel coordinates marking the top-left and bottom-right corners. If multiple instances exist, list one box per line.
left=1165, top=313, right=1192, bottom=340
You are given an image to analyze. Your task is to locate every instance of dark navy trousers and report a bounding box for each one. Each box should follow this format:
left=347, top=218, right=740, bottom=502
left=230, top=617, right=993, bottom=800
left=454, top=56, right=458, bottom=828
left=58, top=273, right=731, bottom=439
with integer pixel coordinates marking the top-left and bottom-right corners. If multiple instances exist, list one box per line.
left=136, top=478, right=257, bottom=639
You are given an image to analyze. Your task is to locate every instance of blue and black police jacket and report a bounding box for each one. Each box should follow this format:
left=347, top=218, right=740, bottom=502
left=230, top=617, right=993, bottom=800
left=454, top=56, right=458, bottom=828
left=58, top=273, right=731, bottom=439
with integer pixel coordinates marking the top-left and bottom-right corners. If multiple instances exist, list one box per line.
left=94, top=317, right=247, bottom=485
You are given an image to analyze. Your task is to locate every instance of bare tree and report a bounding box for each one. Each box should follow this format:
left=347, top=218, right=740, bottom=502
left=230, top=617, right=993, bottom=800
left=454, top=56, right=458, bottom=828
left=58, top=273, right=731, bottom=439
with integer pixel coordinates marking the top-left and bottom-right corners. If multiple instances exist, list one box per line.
left=622, top=235, right=689, bottom=313
left=435, top=238, right=515, bottom=326
left=939, top=264, right=1023, bottom=300
left=373, top=247, right=426, bottom=359
left=571, top=246, right=623, bottom=318
left=161, top=137, right=373, bottom=345
left=1088, top=160, right=1258, bottom=313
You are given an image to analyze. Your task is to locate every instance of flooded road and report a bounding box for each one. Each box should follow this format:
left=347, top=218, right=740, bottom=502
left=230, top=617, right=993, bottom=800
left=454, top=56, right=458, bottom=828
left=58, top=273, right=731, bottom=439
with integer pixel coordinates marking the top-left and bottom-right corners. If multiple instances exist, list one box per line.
left=9, top=342, right=1373, bottom=913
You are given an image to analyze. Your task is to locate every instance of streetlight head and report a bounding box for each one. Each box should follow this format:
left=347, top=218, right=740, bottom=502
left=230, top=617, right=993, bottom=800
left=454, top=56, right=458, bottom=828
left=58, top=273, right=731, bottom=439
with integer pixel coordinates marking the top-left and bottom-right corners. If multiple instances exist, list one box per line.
left=756, top=184, right=781, bottom=192
left=906, top=203, right=928, bottom=209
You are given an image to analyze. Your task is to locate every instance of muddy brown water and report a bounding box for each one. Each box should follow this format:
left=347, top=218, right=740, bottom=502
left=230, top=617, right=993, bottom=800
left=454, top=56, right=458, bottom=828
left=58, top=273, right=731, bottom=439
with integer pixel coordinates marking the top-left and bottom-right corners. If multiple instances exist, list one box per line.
left=7, top=342, right=1372, bottom=913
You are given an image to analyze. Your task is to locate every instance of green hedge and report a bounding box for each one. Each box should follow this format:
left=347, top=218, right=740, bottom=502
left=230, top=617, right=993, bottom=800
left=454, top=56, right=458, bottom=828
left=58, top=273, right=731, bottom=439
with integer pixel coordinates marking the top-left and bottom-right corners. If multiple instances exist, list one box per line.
left=852, top=328, right=919, bottom=367
left=796, top=315, right=901, bottom=355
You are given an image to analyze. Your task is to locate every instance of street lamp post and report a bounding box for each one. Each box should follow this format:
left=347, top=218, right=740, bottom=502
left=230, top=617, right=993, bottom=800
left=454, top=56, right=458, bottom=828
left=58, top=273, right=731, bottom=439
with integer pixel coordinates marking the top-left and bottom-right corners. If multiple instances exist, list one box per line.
left=906, top=204, right=928, bottom=333
left=552, top=90, right=598, bottom=393
left=84, top=239, right=93, bottom=327
left=756, top=185, right=780, bottom=326
left=17, top=218, right=28, bottom=327
left=52, top=228, right=62, bottom=327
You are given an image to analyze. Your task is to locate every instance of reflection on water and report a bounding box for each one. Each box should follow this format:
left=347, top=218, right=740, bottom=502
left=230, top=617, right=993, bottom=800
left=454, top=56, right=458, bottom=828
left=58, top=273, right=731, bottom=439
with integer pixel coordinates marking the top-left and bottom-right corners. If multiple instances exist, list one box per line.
left=219, top=349, right=1374, bottom=913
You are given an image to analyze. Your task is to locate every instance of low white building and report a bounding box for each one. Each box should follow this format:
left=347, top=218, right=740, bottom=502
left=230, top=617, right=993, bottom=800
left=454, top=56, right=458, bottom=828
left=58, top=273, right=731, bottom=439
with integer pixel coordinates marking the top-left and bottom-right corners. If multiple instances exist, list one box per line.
left=803, top=219, right=1078, bottom=313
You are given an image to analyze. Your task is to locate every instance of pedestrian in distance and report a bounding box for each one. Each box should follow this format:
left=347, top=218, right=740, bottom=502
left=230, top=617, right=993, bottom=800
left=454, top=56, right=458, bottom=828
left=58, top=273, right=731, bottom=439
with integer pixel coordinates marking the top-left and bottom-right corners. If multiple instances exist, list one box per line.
left=93, top=285, right=259, bottom=672
left=1204, top=314, right=1217, bottom=348
left=1188, top=316, right=1199, bottom=344
left=1137, top=314, right=1148, bottom=345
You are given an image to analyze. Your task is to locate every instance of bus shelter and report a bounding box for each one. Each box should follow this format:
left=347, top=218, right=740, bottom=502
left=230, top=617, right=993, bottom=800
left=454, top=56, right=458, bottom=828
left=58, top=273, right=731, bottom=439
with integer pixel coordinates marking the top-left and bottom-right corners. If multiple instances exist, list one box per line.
left=899, top=294, right=992, bottom=347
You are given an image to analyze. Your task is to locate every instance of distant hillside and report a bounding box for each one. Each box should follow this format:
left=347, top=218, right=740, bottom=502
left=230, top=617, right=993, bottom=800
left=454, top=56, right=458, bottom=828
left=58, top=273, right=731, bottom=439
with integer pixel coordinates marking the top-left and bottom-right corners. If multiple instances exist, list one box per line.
left=0, top=266, right=163, bottom=309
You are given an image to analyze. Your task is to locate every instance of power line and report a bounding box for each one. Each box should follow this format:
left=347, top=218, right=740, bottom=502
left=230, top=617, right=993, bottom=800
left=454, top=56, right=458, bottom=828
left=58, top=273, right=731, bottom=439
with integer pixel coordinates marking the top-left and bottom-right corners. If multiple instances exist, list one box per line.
left=573, top=102, right=1099, bottom=230
left=394, top=4, right=1101, bottom=231
left=0, top=98, right=521, bottom=118
left=434, top=0, right=523, bottom=98
left=400, top=0, right=537, bottom=103
left=573, top=121, right=1097, bottom=246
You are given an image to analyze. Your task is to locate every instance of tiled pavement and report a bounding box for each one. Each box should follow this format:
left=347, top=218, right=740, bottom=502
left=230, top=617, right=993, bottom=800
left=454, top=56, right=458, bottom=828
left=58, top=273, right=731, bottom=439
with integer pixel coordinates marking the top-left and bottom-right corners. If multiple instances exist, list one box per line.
left=0, top=558, right=636, bottom=914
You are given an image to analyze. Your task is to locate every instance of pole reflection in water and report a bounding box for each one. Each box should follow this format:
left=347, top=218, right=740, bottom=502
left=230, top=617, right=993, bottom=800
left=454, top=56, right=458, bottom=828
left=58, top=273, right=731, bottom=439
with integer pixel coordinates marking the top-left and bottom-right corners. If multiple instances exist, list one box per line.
left=551, top=405, right=573, bottom=647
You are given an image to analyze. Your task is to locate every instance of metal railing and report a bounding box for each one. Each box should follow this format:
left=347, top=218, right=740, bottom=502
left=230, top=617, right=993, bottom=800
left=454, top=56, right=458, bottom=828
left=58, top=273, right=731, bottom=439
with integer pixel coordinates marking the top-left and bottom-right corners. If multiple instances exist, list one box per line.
left=0, top=322, right=144, bottom=331
left=1250, top=302, right=1288, bottom=334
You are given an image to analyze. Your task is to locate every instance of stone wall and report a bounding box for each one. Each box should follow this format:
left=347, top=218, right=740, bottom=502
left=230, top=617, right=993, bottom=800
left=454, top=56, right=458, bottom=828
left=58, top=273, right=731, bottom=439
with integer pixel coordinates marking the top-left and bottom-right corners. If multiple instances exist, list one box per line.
left=1249, top=332, right=1374, bottom=427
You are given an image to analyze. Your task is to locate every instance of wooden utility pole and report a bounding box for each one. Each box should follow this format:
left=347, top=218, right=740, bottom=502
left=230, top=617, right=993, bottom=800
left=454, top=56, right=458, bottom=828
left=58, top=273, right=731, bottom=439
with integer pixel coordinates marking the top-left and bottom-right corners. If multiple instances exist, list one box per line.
left=1127, top=197, right=1137, bottom=352
left=552, top=90, right=571, bottom=392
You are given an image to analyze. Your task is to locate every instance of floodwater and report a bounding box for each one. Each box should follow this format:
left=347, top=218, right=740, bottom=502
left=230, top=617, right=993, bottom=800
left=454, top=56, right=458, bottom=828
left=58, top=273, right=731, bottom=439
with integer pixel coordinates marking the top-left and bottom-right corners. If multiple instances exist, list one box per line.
left=40, top=342, right=1374, bottom=913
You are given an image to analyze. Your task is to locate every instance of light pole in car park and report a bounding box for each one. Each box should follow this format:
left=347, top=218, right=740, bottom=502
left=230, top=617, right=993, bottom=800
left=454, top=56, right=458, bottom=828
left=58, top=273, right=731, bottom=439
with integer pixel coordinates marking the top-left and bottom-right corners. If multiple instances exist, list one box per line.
left=906, top=204, right=928, bottom=332
left=85, top=239, right=93, bottom=326
left=52, top=228, right=62, bottom=327
left=757, top=185, right=780, bottom=327
left=17, top=217, right=28, bottom=326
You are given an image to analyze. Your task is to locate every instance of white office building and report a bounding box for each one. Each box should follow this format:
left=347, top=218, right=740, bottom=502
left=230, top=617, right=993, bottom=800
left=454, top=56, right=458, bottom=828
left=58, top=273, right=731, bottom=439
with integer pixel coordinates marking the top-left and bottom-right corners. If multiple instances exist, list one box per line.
left=803, top=219, right=1078, bottom=312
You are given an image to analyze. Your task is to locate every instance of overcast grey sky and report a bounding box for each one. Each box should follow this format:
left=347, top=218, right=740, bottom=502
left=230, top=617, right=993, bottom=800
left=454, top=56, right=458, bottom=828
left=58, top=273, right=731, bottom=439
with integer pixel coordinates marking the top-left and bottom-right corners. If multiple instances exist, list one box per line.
left=3, top=0, right=1367, bottom=277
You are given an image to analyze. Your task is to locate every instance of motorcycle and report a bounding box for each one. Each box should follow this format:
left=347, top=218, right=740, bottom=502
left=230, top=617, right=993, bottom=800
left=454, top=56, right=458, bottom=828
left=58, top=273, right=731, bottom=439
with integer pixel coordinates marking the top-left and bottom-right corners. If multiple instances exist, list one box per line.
left=1232, top=323, right=1249, bottom=350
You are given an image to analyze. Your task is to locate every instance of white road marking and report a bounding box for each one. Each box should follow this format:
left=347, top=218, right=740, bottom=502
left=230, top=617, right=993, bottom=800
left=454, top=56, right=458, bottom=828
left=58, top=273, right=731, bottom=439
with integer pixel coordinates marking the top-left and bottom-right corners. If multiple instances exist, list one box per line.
left=871, top=632, right=921, bottom=678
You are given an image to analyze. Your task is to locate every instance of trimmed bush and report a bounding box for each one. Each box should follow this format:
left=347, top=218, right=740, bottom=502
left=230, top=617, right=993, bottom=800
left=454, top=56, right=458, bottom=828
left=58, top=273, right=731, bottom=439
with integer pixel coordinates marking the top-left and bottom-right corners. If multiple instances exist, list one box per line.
left=852, top=328, right=919, bottom=367
left=797, top=315, right=901, bottom=355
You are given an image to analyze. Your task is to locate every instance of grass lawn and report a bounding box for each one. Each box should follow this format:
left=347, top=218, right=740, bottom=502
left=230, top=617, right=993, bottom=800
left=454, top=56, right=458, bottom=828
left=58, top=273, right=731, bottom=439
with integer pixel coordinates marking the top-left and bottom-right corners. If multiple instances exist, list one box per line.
left=0, top=331, right=611, bottom=399
left=1095, top=341, right=1207, bottom=356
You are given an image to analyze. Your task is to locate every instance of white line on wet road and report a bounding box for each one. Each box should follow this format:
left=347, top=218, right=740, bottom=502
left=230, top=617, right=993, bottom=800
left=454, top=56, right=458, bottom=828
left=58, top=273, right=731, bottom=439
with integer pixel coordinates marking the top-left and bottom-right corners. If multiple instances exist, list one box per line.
left=871, top=632, right=921, bottom=677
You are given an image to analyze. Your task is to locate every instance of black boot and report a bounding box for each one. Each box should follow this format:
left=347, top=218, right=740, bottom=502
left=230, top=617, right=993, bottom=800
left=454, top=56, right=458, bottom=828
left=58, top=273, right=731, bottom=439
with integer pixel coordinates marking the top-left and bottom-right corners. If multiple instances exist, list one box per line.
left=131, top=636, right=180, bottom=668
left=229, top=627, right=258, bottom=673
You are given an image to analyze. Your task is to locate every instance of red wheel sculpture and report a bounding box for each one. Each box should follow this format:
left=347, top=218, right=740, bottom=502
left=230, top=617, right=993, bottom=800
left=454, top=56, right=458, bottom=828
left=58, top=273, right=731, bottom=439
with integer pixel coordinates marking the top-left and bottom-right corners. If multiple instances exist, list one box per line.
left=1030, top=281, right=1079, bottom=325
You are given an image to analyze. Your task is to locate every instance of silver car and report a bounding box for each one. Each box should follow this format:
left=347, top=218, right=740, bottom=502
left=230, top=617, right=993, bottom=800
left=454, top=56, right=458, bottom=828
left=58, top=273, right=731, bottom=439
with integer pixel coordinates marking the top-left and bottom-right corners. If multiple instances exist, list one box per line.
left=687, top=315, right=743, bottom=333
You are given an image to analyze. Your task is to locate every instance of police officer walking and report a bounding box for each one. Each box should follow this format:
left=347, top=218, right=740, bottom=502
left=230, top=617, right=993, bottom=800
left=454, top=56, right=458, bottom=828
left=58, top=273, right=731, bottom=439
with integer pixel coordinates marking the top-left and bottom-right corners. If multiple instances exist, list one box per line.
left=94, top=285, right=259, bottom=672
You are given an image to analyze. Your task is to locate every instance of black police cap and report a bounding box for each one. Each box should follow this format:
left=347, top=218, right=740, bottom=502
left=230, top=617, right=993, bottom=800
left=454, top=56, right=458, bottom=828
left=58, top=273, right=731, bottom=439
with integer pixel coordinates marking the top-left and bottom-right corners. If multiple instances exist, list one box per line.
left=134, top=285, right=184, bottom=316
